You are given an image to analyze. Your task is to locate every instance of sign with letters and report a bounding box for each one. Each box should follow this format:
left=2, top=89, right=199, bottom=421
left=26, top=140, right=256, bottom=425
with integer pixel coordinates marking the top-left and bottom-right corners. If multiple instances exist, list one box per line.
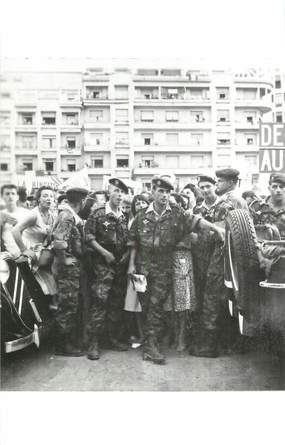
left=259, top=123, right=285, bottom=173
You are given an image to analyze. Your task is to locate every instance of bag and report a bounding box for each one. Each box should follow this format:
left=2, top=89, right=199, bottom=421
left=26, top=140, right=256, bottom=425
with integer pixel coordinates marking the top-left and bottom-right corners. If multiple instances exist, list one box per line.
left=131, top=274, right=147, bottom=293
left=38, top=248, right=54, bottom=269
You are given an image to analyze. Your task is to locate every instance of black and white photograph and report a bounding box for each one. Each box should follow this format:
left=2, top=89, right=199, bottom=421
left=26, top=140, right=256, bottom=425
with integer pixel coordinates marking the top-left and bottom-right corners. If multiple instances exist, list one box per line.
left=0, top=0, right=284, bottom=443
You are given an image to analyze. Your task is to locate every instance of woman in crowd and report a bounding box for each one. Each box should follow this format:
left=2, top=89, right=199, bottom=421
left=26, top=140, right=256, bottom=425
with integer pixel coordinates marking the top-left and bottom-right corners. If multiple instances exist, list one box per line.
left=167, top=192, right=197, bottom=352
left=12, top=186, right=57, bottom=305
left=124, top=194, right=149, bottom=347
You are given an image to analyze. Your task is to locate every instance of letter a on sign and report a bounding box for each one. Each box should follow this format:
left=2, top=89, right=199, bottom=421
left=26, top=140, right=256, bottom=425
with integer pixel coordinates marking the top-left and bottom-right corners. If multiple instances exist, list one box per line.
left=259, top=149, right=272, bottom=172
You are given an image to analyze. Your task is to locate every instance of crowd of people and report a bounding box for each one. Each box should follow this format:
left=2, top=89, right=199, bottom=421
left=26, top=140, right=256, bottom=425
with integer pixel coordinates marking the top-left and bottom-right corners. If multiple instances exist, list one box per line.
left=1, top=167, right=285, bottom=365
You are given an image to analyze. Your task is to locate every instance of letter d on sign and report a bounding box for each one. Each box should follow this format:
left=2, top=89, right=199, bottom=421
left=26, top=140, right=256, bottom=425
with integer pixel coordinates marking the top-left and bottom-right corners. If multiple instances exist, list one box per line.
left=260, top=124, right=272, bottom=147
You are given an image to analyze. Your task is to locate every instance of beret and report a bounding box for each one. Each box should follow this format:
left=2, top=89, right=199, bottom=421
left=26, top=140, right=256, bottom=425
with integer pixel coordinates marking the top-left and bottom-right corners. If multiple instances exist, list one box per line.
left=152, top=176, right=174, bottom=191
left=109, top=178, right=128, bottom=194
left=269, top=173, right=285, bottom=185
left=198, top=175, right=216, bottom=185
left=66, top=187, right=89, bottom=197
left=215, top=168, right=240, bottom=180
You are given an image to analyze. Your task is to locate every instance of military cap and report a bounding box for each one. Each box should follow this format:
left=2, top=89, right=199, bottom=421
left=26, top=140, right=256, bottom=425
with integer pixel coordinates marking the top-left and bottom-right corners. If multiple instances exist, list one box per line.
left=198, top=175, right=216, bottom=185
left=152, top=176, right=174, bottom=191
left=215, top=168, right=240, bottom=180
left=109, top=177, right=128, bottom=194
left=269, top=173, right=285, bottom=185
left=183, top=182, right=196, bottom=191
left=66, top=187, right=89, bottom=198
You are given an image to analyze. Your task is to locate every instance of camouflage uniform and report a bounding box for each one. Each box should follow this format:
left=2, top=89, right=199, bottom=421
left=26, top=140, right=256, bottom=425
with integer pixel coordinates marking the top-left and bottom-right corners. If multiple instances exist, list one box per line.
left=53, top=206, right=84, bottom=341
left=128, top=202, right=201, bottom=342
left=249, top=197, right=285, bottom=240
left=84, top=203, right=129, bottom=341
left=201, top=191, right=248, bottom=332
left=192, top=199, right=217, bottom=313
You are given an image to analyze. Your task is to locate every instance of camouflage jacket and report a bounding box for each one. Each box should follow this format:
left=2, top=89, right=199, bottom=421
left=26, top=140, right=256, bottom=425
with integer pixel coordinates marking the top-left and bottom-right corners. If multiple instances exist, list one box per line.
left=249, top=196, right=285, bottom=239
left=84, top=203, right=128, bottom=260
left=52, top=205, right=84, bottom=259
left=213, top=190, right=248, bottom=223
left=128, top=202, right=201, bottom=258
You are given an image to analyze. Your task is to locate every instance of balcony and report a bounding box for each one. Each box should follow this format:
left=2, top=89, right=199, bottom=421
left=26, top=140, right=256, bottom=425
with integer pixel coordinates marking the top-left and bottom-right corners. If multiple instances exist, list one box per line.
left=14, top=146, right=38, bottom=154
left=134, top=144, right=213, bottom=152
left=133, top=121, right=212, bottom=130
left=60, top=146, right=82, bottom=156
left=234, top=94, right=272, bottom=112
left=60, top=122, right=81, bottom=132
left=86, top=167, right=112, bottom=175
left=60, top=90, right=81, bottom=106
left=235, top=120, right=260, bottom=129
left=15, top=124, right=37, bottom=132
left=83, top=122, right=110, bottom=130
left=133, top=166, right=212, bottom=176
left=15, top=91, right=37, bottom=106
left=84, top=145, right=110, bottom=152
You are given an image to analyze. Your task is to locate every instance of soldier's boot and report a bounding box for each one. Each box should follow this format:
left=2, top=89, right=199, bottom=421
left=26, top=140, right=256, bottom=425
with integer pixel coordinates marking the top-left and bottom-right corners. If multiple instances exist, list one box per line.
left=55, top=336, right=84, bottom=357
left=87, top=338, right=100, bottom=360
left=109, top=337, right=129, bottom=351
left=189, top=330, right=218, bottom=358
left=143, top=337, right=166, bottom=365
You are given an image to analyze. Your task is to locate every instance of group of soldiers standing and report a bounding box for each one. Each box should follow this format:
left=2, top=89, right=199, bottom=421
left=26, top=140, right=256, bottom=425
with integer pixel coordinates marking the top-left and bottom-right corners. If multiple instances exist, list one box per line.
left=2, top=167, right=285, bottom=365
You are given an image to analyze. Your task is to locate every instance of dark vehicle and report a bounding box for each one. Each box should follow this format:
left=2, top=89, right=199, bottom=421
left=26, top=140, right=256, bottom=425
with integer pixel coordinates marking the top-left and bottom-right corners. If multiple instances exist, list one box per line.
left=1, top=254, right=45, bottom=353
left=225, top=209, right=285, bottom=354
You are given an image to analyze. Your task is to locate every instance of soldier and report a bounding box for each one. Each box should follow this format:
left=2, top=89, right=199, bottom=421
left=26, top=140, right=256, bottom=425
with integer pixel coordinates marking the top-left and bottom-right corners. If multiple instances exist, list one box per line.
left=192, top=176, right=218, bottom=335
left=128, top=176, right=225, bottom=365
left=85, top=178, right=129, bottom=360
left=190, top=168, right=248, bottom=358
left=249, top=173, right=285, bottom=240
left=53, top=187, right=88, bottom=356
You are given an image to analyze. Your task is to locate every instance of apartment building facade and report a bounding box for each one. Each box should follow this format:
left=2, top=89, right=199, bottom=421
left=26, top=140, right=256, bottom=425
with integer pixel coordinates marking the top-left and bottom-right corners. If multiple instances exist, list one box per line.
left=0, top=62, right=273, bottom=191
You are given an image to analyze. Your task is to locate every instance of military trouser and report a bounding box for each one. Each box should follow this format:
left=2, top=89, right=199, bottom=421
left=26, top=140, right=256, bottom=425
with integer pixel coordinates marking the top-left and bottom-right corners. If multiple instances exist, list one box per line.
left=55, top=262, right=81, bottom=341
left=201, top=242, right=227, bottom=332
left=137, top=259, right=172, bottom=342
left=87, top=261, right=128, bottom=341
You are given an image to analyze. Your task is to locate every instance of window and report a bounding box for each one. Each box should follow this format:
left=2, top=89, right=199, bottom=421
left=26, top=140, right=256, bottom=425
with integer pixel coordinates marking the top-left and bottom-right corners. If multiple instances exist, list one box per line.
left=245, top=134, right=256, bottom=145
left=92, top=158, right=104, bottom=168
left=191, top=111, right=205, bottom=122
left=44, top=161, right=54, bottom=172
left=166, top=156, right=178, bottom=168
left=217, top=110, right=229, bottom=122
left=166, top=111, right=179, bottom=121
left=0, top=135, right=10, bottom=149
left=275, top=78, right=281, bottom=89
left=21, top=136, right=35, bottom=149
left=276, top=112, right=283, bottom=123
left=216, top=88, right=229, bottom=100
left=217, top=155, right=231, bottom=167
left=141, top=110, right=154, bottom=121
left=142, top=133, right=153, bottom=145
left=244, top=155, right=257, bottom=168
left=144, top=159, right=152, bottom=167
left=115, top=86, right=128, bottom=99
left=217, top=132, right=231, bottom=145
left=190, top=155, right=205, bottom=168
left=191, top=133, right=203, bottom=145
left=41, top=112, right=56, bottom=125
left=23, top=162, right=33, bottom=171
left=166, top=133, right=178, bottom=145
left=66, top=137, right=76, bottom=149
left=0, top=163, right=8, bottom=171
left=1, top=92, right=10, bottom=98
left=19, top=113, right=33, bottom=125
left=62, top=113, right=79, bottom=125
left=91, top=133, right=103, bottom=145
left=43, top=137, right=56, bottom=149
left=0, top=112, right=10, bottom=126
left=275, top=94, right=282, bottom=106
left=67, top=160, right=76, bottom=171
left=115, top=132, right=128, bottom=145
left=115, top=109, right=128, bottom=122
left=116, top=157, right=129, bottom=168
left=237, top=88, right=257, bottom=100
left=89, top=110, right=103, bottom=121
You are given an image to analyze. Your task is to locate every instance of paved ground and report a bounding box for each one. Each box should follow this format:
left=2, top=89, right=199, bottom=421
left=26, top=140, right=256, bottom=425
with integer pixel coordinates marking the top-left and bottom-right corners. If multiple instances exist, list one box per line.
left=1, top=343, right=284, bottom=391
